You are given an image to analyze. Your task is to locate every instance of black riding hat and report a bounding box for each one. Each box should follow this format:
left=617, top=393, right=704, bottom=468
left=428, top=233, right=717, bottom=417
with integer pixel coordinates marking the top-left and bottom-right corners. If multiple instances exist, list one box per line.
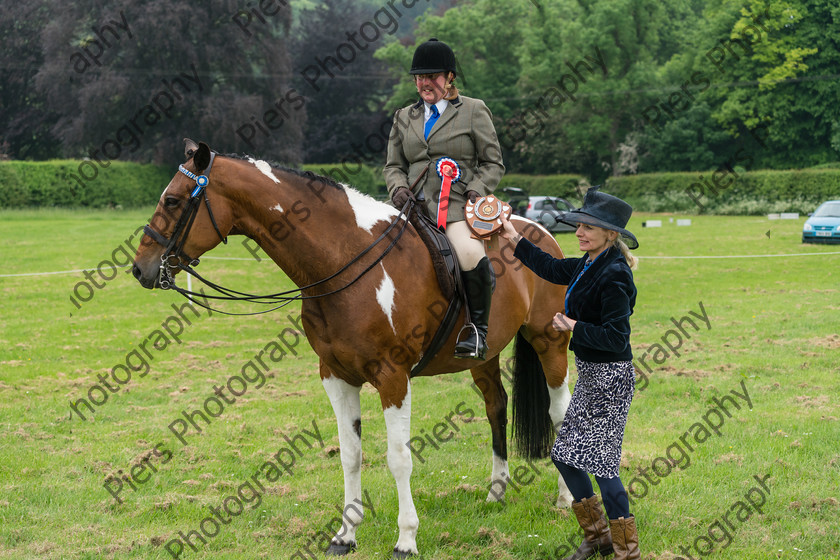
left=559, top=186, right=639, bottom=249
left=410, top=38, right=457, bottom=75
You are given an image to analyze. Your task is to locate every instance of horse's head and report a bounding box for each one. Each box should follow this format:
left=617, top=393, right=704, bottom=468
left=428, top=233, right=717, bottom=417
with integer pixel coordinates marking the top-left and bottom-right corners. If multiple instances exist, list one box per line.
left=131, top=139, right=234, bottom=289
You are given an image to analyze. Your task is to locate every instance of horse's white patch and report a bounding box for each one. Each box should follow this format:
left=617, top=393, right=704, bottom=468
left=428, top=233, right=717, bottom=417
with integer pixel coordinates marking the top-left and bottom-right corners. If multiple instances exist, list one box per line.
left=376, top=264, right=396, bottom=334
left=321, top=376, right=364, bottom=543
left=382, top=383, right=419, bottom=554
left=547, top=380, right=571, bottom=434
left=271, top=203, right=284, bottom=213
left=547, top=379, right=574, bottom=508
left=344, top=186, right=400, bottom=233
left=487, top=453, right=510, bottom=503
left=248, top=157, right=280, bottom=184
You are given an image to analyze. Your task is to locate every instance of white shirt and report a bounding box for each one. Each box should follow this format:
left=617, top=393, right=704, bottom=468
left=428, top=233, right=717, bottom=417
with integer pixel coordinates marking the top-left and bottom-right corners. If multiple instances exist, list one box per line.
left=424, top=99, right=449, bottom=124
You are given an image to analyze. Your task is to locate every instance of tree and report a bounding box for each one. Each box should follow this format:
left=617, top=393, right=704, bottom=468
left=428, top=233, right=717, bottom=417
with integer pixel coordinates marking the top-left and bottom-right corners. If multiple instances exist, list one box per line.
left=640, top=0, right=840, bottom=172
left=291, top=0, right=392, bottom=164
left=0, top=1, right=61, bottom=159
left=514, top=0, right=699, bottom=180
left=33, top=0, right=301, bottom=165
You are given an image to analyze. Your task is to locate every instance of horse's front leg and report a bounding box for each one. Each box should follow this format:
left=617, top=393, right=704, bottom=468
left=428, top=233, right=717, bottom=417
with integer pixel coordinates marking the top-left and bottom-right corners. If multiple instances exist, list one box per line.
left=321, top=369, right=364, bottom=554
left=469, top=356, right=510, bottom=503
left=381, top=377, right=419, bottom=558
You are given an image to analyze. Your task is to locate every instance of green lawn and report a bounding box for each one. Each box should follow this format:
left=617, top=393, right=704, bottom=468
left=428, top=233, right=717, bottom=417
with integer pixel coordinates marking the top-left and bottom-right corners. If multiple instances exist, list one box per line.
left=0, top=208, right=838, bottom=559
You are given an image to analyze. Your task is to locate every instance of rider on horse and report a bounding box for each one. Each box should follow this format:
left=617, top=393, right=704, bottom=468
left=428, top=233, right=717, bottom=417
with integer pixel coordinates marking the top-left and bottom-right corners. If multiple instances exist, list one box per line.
left=385, top=38, right=505, bottom=361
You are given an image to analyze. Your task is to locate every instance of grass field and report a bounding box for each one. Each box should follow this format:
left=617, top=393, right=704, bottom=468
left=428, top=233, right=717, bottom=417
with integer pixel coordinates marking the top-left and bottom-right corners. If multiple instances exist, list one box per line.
left=0, top=207, right=838, bottom=560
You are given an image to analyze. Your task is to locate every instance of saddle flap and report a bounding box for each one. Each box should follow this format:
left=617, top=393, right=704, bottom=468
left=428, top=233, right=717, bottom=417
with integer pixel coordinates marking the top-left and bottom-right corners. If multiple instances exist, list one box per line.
left=409, top=209, right=459, bottom=301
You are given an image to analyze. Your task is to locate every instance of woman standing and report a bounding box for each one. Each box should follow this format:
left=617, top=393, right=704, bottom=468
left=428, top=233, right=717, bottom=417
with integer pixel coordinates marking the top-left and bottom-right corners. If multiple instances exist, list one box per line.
left=500, top=187, right=640, bottom=560
left=384, top=38, right=505, bottom=360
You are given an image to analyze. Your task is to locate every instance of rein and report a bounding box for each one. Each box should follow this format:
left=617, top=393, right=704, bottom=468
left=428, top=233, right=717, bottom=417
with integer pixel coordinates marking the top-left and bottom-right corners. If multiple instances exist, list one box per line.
left=143, top=156, right=415, bottom=316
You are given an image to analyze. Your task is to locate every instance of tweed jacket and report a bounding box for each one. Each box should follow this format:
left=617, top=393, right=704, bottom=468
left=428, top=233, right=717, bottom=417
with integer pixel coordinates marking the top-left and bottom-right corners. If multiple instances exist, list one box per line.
left=513, top=240, right=636, bottom=363
left=384, top=95, right=505, bottom=222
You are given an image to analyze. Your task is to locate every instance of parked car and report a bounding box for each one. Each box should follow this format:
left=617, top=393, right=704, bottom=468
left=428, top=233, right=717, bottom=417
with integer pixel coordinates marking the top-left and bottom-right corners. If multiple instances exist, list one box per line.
left=802, top=200, right=840, bottom=244
left=502, top=188, right=577, bottom=233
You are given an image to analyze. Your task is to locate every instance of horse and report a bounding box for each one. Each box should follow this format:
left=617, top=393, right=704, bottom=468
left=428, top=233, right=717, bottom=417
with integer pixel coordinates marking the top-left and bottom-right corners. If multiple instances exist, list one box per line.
left=131, top=139, right=573, bottom=558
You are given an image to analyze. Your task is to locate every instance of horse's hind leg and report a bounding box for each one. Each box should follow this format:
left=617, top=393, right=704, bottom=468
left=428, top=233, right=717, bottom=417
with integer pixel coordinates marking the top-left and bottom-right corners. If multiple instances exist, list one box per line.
left=538, top=342, right=574, bottom=508
left=321, top=368, right=364, bottom=554
left=469, top=355, right=510, bottom=503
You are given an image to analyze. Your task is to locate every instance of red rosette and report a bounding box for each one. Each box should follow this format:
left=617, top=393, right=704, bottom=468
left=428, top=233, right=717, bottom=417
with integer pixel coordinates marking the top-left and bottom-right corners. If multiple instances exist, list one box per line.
left=436, top=157, right=461, bottom=182
left=435, top=157, right=461, bottom=230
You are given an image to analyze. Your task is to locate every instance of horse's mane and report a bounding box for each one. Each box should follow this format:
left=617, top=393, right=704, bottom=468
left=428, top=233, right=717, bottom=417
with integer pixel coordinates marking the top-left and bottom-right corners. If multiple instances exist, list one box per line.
left=220, top=152, right=346, bottom=192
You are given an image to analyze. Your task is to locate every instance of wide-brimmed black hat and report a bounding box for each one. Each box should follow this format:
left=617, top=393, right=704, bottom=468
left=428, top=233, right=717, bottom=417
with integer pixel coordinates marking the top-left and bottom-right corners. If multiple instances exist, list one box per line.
left=559, top=186, right=639, bottom=249
left=410, top=38, right=457, bottom=75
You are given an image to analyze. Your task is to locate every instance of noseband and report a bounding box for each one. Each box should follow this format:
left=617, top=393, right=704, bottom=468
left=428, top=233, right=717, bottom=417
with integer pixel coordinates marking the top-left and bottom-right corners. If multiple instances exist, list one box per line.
left=142, top=152, right=228, bottom=287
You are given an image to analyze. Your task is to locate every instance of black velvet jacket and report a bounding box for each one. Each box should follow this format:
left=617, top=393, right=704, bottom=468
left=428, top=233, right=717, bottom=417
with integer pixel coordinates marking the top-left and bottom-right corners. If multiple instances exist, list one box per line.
left=513, top=239, right=636, bottom=362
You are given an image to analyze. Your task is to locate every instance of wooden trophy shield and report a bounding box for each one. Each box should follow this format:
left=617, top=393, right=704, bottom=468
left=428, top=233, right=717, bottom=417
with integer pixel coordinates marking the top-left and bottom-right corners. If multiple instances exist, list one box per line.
left=464, top=195, right=512, bottom=239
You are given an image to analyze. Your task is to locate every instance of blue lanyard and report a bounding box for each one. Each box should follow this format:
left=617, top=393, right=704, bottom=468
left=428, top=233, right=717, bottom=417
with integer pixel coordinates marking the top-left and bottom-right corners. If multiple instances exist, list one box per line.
left=564, top=251, right=603, bottom=313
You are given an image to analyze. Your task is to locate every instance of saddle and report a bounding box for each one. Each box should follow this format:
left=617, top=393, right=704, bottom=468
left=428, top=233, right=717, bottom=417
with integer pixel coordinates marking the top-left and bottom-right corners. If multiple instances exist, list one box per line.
left=407, top=206, right=495, bottom=376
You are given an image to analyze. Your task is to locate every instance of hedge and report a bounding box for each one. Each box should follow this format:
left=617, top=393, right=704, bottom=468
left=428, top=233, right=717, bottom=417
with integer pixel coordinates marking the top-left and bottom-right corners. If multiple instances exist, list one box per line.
left=0, top=160, right=172, bottom=208
left=0, top=160, right=387, bottom=208
left=3, top=160, right=838, bottom=214
left=498, top=173, right=587, bottom=200
left=302, top=163, right=385, bottom=197
left=603, top=168, right=840, bottom=215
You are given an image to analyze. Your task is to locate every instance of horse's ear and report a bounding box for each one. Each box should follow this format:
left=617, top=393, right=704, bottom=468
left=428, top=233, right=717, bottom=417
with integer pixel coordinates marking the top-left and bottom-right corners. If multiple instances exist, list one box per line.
left=184, top=138, right=199, bottom=159
left=194, top=142, right=212, bottom=172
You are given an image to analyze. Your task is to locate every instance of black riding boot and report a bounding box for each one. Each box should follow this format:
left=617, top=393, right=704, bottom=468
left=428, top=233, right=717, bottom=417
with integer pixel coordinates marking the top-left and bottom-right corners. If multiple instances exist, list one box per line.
left=454, top=257, right=492, bottom=360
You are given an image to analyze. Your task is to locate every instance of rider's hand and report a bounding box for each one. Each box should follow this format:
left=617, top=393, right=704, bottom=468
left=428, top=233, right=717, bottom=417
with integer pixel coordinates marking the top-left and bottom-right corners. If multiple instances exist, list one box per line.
left=392, top=187, right=414, bottom=207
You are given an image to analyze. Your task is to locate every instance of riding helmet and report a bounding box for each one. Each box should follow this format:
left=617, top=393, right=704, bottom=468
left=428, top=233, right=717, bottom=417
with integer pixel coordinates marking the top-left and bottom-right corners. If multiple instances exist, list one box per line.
left=410, top=38, right=457, bottom=75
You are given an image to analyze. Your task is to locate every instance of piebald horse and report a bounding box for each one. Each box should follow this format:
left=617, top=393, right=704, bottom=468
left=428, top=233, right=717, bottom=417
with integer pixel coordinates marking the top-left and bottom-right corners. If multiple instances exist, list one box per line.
left=131, top=140, right=572, bottom=557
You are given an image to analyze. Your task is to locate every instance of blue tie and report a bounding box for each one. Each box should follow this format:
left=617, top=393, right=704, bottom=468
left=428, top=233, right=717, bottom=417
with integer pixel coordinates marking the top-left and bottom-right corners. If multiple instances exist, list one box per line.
left=424, top=105, right=439, bottom=140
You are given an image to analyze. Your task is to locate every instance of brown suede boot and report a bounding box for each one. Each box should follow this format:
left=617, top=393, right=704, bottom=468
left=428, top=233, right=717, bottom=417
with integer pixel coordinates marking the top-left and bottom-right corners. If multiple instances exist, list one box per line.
left=561, top=495, right=614, bottom=560
left=609, top=516, right=640, bottom=560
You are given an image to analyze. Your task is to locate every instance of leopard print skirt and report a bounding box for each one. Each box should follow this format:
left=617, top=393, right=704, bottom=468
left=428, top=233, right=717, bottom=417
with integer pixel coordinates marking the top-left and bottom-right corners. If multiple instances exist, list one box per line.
left=550, top=357, right=635, bottom=478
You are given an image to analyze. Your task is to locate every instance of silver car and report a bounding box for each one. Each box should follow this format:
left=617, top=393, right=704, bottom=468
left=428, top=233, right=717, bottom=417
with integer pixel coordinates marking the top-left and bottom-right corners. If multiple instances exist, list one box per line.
left=504, top=190, right=577, bottom=233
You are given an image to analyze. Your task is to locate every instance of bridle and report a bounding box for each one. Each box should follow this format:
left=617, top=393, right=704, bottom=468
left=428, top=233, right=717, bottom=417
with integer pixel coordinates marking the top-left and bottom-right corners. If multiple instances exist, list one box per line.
left=141, top=153, right=415, bottom=316
left=142, top=151, right=227, bottom=282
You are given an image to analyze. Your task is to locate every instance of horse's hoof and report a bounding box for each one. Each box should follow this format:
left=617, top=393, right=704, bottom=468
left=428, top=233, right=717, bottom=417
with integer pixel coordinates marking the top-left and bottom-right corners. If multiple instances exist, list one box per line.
left=392, top=547, right=417, bottom=559
left=486, top=489, right=505, bottom=503
left=326, top=541, right=356, bottom=556
left=556, top=491, right=574, bottom=509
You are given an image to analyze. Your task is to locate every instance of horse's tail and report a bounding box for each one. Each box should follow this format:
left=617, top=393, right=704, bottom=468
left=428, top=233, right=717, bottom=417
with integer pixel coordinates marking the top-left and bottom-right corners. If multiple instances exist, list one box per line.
left=511, top=331, right=554, bottom=459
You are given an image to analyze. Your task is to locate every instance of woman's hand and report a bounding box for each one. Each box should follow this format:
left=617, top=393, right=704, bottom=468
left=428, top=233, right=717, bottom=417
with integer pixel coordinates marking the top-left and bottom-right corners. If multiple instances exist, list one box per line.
left=499, top=211, right=521, bottom=243
left=552, top=312, right=576, bottom=332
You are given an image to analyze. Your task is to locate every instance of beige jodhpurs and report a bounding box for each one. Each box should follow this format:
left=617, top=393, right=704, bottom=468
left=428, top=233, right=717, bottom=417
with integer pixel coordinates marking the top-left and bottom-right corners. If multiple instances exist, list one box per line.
left=445, top=220, right=486, bottom=271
